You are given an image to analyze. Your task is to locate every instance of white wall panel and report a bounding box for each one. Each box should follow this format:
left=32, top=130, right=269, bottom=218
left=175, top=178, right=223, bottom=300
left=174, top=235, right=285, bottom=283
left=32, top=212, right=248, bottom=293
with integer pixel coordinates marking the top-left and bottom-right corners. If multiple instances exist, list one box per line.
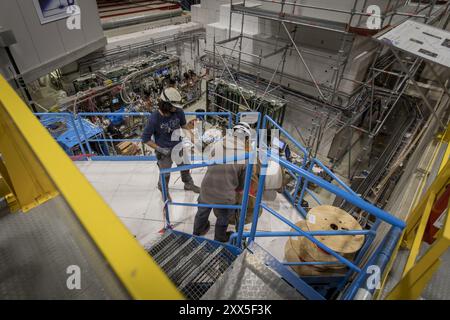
left=0, top=0, right=106, bottom=83
left=0, top=0, right=40, bottom=76
left=17, top=0, right=67, bottom=63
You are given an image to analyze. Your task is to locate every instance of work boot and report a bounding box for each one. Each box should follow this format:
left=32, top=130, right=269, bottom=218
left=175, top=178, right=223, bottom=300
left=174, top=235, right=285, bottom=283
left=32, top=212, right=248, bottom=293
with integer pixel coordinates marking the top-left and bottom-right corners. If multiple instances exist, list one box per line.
left=215, top=231, right=234, bottom=243
left=195, top=221, right=210, bottom=237
left=225, top=231, right=233, bottom=243
left=184, top=183, right=200, bottom=194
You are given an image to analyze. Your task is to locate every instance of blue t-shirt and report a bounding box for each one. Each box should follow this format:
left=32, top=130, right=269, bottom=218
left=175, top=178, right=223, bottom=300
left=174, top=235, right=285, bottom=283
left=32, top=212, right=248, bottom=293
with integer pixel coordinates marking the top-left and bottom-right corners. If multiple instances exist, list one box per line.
left=142, top=108, right=187, bottom=148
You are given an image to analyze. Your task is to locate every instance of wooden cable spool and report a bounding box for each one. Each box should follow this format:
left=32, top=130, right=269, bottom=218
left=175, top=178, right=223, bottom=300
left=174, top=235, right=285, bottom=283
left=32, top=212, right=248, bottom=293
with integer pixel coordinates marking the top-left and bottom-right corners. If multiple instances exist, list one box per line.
left=284, top=205, right=365, bottom=276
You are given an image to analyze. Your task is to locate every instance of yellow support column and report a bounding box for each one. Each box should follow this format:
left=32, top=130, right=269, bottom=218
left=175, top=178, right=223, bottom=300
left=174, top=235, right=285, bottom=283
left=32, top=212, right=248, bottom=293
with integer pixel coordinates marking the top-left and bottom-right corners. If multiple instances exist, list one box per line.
left=0, top=91, right=58, bottom=212
left=386, top=161, right=450, bottom=300
left=0, top=75, right=183, bottom=299
left=402, top=193, right=435, bottom=275
left=387, top=234, right=449, bottom=300
left=403, top=161, right=450, bottom=248
left=438, top=128, right=450, bottom=174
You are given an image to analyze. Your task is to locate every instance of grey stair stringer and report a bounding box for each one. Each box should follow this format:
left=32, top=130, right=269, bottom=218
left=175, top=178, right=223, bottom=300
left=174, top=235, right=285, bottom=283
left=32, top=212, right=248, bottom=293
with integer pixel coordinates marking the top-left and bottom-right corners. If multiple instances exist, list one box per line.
left=201, top=243, right=305, bottom=300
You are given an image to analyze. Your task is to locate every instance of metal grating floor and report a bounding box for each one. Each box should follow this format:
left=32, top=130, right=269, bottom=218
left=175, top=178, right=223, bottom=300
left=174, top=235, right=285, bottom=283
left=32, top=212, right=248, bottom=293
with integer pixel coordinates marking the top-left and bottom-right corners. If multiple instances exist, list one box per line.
left=0, top=196, right=128, bottom=299
left=146, top=231, right=237, bottom=300
left=179, top=244, right=236, bottom=300
left=421, top=246, right=450, bottom=300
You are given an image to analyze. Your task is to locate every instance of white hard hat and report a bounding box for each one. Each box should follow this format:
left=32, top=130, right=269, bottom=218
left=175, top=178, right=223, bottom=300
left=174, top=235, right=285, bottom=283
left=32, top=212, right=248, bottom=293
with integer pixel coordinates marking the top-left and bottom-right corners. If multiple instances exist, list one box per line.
left=161, top=87, right=183, bottom=108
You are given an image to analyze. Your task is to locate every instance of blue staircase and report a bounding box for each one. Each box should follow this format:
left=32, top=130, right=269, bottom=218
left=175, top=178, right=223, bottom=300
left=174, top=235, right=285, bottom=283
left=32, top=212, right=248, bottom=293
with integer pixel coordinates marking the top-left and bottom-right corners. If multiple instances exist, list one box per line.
left=146, top=230, right=237, bottom=300
left=146, top=230, right=308, bottom=300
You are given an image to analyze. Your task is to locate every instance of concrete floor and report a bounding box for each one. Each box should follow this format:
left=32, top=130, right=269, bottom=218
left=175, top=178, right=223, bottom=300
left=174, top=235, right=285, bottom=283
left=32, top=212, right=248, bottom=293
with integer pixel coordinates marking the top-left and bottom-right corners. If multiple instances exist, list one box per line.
left=75, top=161, right=327, bottom=261
left=72, top=93, right=340, bottom=261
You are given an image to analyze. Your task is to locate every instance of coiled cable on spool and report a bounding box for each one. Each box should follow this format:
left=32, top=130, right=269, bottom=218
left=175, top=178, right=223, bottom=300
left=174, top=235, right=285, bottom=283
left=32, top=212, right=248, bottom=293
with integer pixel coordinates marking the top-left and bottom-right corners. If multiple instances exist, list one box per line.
left=285, top=205, right=365, bottom=276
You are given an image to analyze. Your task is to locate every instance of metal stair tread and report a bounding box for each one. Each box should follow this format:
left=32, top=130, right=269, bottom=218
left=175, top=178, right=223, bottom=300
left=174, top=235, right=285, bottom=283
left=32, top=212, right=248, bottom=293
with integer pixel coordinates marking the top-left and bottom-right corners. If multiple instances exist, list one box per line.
left=145, top=230, right=175, bottom=256
left=167, top=241, right=208, bottom=283
left=151, top=234, right=187, bottom=263
left=182, top=250, right=236, bottom=300
left=158, top=237, right=196, bottom=271
left=178, top=246, right=225, bottom=294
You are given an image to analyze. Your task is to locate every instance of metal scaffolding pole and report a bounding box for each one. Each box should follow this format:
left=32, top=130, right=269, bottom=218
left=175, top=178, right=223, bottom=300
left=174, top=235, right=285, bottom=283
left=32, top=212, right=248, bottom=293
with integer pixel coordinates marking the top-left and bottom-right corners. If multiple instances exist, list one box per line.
left=281, top=21, right=327, bottom=102
left=214, top=45, right=252, bottom=111
left=390, top=48, right=445, bottom=129
left=207, top=0, right=449, bottom=170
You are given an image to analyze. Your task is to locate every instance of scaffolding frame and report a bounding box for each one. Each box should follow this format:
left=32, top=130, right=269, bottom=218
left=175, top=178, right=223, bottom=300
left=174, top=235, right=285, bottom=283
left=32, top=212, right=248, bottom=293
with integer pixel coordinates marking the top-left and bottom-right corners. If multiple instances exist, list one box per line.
left=205, top=0, right=450, bottom=186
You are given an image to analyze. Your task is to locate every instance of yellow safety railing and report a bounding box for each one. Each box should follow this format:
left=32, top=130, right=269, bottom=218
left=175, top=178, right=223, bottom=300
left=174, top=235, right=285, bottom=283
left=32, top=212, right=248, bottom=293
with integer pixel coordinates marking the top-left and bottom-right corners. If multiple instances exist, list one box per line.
left=385, top=143, right=450, bottom=299
left=0, top=75, right=183, bottom=300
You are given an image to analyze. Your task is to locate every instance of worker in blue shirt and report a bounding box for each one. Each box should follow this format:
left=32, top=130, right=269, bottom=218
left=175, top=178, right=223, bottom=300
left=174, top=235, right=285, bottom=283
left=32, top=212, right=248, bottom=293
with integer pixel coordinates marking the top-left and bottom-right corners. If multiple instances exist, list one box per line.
left=142, top=98, right=200, bottom=199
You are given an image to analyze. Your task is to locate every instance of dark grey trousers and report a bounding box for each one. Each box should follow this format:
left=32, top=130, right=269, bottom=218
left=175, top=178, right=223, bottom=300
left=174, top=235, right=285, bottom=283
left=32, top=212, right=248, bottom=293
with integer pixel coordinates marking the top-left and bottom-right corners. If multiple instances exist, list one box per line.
left=193, top=205, right=235, bottom=242
left=156, top=150, right=194, bottom=189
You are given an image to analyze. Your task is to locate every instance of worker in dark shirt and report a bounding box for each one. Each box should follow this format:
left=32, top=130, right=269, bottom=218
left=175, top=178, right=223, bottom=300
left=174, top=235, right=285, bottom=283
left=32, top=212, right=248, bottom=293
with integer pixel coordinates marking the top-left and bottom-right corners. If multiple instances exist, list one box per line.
left=142, top=99, right=200, bottom=199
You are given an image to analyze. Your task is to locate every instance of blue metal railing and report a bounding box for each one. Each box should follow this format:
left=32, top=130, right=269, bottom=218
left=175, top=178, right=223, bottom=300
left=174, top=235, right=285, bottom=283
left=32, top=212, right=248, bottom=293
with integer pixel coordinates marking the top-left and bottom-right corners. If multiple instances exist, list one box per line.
left=159, top=111, right=261, bottom=248
left=159, top=152, right=255, bottom=249
left=262, top=114, right=321, bottom=217
left=35, top=111, right=406, bottom=299
left=263, top=115, right=309, bottom=167
left=35, top=111, right=234, bottom=160
left=155, top=114, right=405, bottom=299
left=229, top=115, right=406, bottom=299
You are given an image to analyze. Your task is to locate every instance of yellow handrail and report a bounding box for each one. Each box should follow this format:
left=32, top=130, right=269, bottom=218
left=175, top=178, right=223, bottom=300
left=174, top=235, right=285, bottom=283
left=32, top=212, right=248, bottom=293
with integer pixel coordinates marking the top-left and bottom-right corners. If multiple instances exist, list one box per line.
left=0, top=75, right=183, bottom=300
left=386, top=159, right=450, bottom=300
